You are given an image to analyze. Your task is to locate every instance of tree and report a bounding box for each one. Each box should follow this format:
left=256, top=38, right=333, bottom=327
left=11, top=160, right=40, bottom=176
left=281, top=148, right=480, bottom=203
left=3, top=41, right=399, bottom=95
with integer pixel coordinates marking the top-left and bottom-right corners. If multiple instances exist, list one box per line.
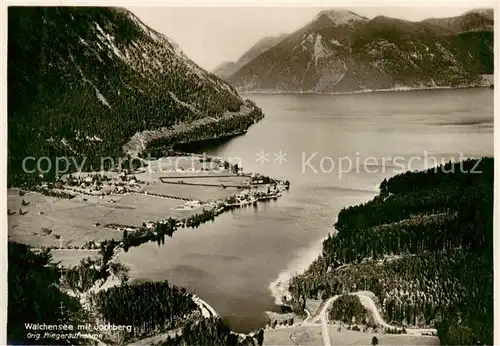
left=255, top=329, right=264, bottom=346
left=380, top=179, right=388, bottom=196
left=371, top=336, right=379, bottom=345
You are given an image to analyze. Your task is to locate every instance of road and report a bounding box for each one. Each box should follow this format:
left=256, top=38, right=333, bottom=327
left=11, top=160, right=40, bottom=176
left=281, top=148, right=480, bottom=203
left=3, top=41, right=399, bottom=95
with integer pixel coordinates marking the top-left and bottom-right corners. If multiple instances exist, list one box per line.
left=192, top=295, right=219, bottom=318
left=319, top=295, right=339, bottom=346
left=316, top=292, right=437, bottom=346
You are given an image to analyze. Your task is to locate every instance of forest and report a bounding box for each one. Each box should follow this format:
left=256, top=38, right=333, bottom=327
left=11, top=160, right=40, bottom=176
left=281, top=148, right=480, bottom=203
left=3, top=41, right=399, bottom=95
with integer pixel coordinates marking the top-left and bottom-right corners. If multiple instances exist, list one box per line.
left=159, top=318, right=265, bottom=346
left=7, top=242, right=86, bottom=345
left=289, top=158, right=493, bottom=345
left=329, top=295, right=372, bottom=325
left=89, top=281, right=197, bottom=341
left=141, top=102, right=264, bottom=159
left=8, top=239, right=264, bottom=345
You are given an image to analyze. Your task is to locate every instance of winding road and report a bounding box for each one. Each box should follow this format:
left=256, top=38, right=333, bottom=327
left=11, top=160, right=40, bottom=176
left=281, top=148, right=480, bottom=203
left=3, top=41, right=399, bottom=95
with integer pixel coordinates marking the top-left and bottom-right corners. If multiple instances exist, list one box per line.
left=192, top=295, right=219, bottom=318
left=319, top=296, right=339, bottom=346
left=316, top=292, right=437, bottom=346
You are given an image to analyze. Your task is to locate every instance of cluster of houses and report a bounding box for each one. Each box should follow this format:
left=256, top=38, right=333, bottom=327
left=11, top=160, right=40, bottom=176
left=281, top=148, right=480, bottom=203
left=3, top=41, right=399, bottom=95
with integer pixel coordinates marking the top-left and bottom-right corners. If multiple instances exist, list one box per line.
left=61, top=171, right=144, bottom=196
left=224, top=183, right=285, bottom=207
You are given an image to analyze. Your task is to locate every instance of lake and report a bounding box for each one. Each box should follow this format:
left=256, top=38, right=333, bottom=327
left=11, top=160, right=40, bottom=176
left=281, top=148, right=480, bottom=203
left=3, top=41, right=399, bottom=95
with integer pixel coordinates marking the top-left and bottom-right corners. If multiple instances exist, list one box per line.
left=119, top=88, right=493, bottom=333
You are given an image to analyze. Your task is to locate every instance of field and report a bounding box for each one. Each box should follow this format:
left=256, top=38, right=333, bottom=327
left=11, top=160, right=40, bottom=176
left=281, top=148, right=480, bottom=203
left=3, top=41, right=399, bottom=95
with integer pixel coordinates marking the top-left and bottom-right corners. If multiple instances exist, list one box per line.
left=8, top=158, right=262, bottom=273
left=305, top=299, right=322, bottom=316
left=263, top=324, right=440, bottom=346
left=159, top=175, right=249, bottom=186
left=136, top=155, right=234, bottom=177
left=51, top=249, right=100, bottom=268
left=8, top=189, right=122, bottom=248
left=140, top=182, right=240, bottom=201
left=101, top=193, right=206, bottom=223
left=328, top=326, right=440, bottom=345
left=7, top=187, right=213, bottom=248
left=134, top=157, right=248, bottom=201
left=263, top=325, right=323, bottom=346
left=140, top=156, right=214, bottom=172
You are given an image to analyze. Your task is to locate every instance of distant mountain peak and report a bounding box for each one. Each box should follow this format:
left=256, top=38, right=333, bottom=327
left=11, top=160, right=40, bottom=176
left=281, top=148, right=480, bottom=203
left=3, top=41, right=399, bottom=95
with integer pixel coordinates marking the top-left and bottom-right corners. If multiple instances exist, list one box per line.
left=314, top=9, right=368, bottom=25
left=227, top=7, right=493, bottom=93
left=213, top=33, right=287, bottom=79
left=463, top=8, right=494, bottom=20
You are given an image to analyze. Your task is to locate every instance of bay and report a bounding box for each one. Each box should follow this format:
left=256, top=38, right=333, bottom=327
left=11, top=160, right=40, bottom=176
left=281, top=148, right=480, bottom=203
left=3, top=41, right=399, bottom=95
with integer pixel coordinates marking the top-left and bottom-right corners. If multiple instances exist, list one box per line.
left=119, top=88, right=493, bottom=333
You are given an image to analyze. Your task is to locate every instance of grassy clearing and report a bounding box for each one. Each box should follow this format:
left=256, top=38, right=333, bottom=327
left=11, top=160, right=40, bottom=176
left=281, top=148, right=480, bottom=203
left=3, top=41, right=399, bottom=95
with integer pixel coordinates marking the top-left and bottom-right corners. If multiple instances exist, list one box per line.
left=159, top=175, right=250, bottom=186
left=140, top=182, right=240, bottom=201
left=305, top=299, right=322, bottom=317
left=264, top=324, right=440, bottom=346
left=7, top=166, right=239, bottom=248
left=8, top=159, right=267, bottom=251
left=51, top=249, right=100, bottom=268
left=328, top=325, right=440, bottom=345
left=263, top=325, right=323, bottom=346
left=138, top=156, right=232, bottom=174
left=7, top=189, right=207, bottom=247
left=8, top=190, right=121, bottom=247
left=102, top=194, right=203, bottom=225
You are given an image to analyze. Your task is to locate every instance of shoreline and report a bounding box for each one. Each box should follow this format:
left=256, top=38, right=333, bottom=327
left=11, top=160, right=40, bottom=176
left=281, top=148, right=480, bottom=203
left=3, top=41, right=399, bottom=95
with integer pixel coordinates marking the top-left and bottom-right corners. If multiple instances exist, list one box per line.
left=240, top=84, right=493, bottom=96
left=268, top=237, right=326, bottom=306
left=192, top=295, right=219, bottom=318
left=123, top=101, right=263, bottom=158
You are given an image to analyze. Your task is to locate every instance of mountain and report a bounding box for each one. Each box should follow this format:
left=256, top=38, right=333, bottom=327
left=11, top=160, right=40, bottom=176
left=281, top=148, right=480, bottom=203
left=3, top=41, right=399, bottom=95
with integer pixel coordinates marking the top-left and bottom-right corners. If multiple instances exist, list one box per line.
left=422, top=9, right=494, bottom=33
left=213, top=34, right=287, bottom=79
left=213, top=61, right=237, bottom=78
left=226, top=9, right=494, bottom=93
left=464, top=8, right=494, bottom=20
left=8, top=7, right=263, bottom=186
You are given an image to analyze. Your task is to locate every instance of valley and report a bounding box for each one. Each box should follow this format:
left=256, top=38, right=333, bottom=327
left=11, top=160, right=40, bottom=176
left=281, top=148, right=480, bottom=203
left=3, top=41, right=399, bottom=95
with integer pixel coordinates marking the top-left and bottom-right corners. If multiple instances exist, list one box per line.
left=5, top=5, right=495, bottom=346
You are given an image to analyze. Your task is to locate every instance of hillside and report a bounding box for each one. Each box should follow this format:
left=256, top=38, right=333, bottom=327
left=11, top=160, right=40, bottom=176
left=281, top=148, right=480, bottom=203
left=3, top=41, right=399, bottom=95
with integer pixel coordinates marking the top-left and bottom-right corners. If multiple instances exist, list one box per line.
left=213, top=34, right=287, bottom=79
left=8, top=7, right=263, bottom=186
left=289, top=158, right=493, bottom=345
left=422, top=9, right=494, bottom=32
left=213, top=61, right=237, bottom=79
left=7, top=241, right=265, bottom=345
left=226, top=9, right=494, bottom=92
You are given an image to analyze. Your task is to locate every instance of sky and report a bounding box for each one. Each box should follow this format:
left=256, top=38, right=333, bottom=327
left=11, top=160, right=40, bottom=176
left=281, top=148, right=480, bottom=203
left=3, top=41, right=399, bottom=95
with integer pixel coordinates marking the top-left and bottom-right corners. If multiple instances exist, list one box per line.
left=128, top=4, right=489, bottom=71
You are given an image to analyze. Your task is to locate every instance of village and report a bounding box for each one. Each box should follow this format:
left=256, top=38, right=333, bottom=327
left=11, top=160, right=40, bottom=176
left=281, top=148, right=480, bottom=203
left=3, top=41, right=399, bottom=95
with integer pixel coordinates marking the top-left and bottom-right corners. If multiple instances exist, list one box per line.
left=7, top=153, right=290, bottom=264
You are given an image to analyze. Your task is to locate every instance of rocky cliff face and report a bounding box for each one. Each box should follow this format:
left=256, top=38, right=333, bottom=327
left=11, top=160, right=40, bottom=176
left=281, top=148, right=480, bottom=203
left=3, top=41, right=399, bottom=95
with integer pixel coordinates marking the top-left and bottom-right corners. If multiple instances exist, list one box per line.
left=8, top=7, right=263, bottom=184
left=226, top=9, right=494, bottom=93
left=213, top=34, right=287, bottom=79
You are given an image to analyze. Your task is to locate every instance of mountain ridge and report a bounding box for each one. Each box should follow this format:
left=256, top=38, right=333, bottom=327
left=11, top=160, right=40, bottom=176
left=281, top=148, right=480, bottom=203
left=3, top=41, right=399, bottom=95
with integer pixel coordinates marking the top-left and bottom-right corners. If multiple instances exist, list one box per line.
left=213, top=33, right=287, bottom=79
left=8, top=7, right=263, bottom=186
left=222, top=8, right=494, bottom=93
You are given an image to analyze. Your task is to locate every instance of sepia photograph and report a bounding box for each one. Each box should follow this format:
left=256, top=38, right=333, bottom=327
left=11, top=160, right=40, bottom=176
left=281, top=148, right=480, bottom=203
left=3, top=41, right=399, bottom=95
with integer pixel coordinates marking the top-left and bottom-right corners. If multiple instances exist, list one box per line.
left=3, top=2, right=496, bottom=345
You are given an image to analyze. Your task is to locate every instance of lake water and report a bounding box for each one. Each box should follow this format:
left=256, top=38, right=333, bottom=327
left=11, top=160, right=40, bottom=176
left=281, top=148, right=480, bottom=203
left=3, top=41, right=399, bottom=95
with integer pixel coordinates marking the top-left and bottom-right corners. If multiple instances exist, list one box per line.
left=119, top=88, right=493, bottom=333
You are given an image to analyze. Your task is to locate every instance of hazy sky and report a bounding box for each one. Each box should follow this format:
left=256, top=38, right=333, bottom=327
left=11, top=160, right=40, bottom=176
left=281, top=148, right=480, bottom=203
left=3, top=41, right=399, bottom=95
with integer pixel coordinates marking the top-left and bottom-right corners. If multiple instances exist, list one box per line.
left=128, top=5, right=489, bottom=71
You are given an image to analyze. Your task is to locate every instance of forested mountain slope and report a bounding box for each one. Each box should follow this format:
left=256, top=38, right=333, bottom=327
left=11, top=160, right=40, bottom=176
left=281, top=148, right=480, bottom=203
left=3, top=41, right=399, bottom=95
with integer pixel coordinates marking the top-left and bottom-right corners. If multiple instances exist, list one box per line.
left=422, top=9, right=494, bottom=33
left=8, top=7, right=263, bottom=186
left=227, top=9, right=494, bottom=92
left=8, top=241, right=265, bottom=345
left=289, top=158, right=493, bottom=345
left=213, top=34, right=287, bottom=79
